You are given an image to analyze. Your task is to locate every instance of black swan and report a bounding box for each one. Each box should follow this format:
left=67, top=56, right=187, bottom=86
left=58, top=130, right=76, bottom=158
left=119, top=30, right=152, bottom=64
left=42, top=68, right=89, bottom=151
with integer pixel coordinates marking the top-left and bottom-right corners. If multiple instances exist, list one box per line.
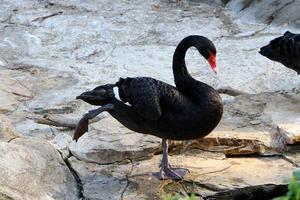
left=259, top=31, right=300, bottom=74
left=73, top=35, right=223, bottom=180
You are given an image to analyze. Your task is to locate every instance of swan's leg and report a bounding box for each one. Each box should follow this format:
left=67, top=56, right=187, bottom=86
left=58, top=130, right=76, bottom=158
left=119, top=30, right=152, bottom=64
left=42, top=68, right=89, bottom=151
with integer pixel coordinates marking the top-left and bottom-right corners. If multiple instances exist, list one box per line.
left=159, top=139, right=190, bottom=180
left=73, top=104, right=114, bottom=141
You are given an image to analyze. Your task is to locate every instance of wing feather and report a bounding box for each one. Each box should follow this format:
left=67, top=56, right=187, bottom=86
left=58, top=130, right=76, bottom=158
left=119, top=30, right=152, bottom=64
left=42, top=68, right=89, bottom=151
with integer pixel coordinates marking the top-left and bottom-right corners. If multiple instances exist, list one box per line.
left=116, top=77, right=161, bottom=120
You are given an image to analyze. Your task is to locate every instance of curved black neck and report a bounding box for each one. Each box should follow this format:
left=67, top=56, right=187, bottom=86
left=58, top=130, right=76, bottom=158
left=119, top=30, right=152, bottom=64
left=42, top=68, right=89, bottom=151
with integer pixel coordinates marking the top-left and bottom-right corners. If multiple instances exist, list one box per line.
left=172, top=37, right=196, bottom=88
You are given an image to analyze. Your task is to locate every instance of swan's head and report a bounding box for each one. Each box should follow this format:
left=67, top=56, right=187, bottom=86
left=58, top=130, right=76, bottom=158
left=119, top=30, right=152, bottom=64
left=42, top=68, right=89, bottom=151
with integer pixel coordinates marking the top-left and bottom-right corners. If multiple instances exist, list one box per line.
left=194, top=36, right=218, bottom=74
left=176, top=35, right=218, bottom=74
left=259, top=31, right=297, bottom=69
left=259, top=35, right=283, bottom=62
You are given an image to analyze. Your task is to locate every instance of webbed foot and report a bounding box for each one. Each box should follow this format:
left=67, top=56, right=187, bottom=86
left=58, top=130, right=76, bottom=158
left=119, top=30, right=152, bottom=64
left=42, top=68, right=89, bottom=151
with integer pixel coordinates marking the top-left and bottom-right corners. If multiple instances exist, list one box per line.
left=159, top=165, right=189, bottom=180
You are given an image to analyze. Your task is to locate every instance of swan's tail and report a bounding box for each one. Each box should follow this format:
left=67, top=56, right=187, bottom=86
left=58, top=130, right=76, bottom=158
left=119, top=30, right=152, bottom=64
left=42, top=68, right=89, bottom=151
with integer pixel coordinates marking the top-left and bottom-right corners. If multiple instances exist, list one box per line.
left=76, top=84, right=115, bottom=106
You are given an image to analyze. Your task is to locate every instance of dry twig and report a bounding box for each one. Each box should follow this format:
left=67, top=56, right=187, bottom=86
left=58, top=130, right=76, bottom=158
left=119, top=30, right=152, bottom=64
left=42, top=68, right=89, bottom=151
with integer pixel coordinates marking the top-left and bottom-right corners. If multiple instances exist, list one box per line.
left=12, top=92, right=33, bottom=99
left=28, top=114, right=105, bottom=129
left=32, top=11, right=63, bottom=23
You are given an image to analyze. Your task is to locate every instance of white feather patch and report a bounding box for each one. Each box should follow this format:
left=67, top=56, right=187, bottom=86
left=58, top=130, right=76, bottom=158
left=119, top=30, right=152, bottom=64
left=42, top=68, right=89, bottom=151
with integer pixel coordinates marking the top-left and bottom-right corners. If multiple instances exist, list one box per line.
left=113, top=86, right=121, bottom=101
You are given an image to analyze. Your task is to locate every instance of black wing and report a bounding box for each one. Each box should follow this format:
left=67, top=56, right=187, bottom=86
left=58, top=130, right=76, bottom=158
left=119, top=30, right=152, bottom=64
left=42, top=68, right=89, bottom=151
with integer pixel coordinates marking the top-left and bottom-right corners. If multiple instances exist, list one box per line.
left=116, top=77, right=161, bottom=120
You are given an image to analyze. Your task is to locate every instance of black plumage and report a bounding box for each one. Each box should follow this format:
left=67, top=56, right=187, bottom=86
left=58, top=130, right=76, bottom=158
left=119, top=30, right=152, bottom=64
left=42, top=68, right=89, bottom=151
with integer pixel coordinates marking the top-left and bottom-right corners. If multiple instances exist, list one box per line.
left=259, top=31, right=300, bottom=74
left=74, top=35, right=223, bottom=180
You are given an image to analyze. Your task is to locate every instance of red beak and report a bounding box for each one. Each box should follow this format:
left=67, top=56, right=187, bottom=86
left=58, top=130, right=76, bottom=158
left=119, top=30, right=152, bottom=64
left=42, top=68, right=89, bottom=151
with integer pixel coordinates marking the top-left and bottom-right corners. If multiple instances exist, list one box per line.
left=208, top=53, right=218, bottom=74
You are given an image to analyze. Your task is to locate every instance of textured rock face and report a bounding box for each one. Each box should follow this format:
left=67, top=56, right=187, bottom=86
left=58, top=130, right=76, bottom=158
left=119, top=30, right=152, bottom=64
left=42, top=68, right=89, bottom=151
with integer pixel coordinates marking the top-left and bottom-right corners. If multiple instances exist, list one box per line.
left=0, top=115, right=19, bottom=142
left=0, top=70, right=33, bottom=113
left=69, top=156, right=131, bottom=200
left=69, top=150, right=295, bottom=199
left=225, top=0, right=300, bottom=27
left=0, top=138, right=80, bottom=200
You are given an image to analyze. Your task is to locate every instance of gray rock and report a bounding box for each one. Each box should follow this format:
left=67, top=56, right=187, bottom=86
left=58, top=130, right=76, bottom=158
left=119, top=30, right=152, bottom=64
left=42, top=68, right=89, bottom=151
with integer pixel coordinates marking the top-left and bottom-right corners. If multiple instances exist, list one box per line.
left=0, top=70, right=33, bottom=113
left=69, top=156, right=131, bottom=200
left=226, top=0, right=300, bottom=27
left=50, top=131, right=73, bottom=160
left=0, top=138, right=80, bottom=200
left=68, top=150, right=295, bottom=199
left=0, top=115, right=19, bottom=142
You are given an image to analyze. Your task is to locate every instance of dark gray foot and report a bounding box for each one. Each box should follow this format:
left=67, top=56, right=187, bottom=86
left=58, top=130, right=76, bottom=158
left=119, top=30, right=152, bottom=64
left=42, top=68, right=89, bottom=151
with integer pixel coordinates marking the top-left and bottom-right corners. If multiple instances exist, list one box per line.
left=159, top=166, right=189, bottom=180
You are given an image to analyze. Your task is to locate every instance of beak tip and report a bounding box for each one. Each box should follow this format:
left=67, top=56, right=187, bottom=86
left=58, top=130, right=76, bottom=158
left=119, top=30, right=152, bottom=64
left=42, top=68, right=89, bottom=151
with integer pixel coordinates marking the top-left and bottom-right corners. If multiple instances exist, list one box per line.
left=212, top=67, right=219, bottom=75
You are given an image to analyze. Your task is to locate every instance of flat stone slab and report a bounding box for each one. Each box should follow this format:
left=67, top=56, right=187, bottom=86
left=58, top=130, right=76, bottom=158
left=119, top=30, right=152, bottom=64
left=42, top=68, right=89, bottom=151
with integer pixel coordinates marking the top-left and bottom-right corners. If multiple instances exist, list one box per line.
left=0, top=115, right=19, bottom=142
left=0, top=70, right=33, bottom=113
left=0, top=138, right=79, bottom=200
left=69, top=149, right=295, bottom=200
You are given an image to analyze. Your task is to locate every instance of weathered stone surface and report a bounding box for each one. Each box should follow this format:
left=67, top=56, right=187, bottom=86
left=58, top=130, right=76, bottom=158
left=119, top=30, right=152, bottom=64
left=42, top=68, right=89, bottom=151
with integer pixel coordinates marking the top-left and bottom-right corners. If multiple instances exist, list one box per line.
left=69, top=156, right=131, bottom=200
left=226, top=0, right=300, bottom=27
left=129, top=153, right=294, bottom=197
left=68, top=150, right=295, bottom=199
left=0, top=138, right=80, bottom=200
left=263, top=92, right=300, bottom=144
left=0, top=115, right=19, bottom=142
left=69, top=117, right=161, bottom=164
left=51, top=131, right=73, bottom=160
left=0, top=70, right=33, bottom=113
left=1, top=0, right=299, bottom=100
left=14, top=118, right=57, bottom=140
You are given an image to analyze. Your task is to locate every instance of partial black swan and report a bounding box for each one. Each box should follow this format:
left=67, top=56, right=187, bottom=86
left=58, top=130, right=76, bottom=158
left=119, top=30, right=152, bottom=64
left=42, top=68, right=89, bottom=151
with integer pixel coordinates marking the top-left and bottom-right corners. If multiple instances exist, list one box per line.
left=259, top=31, right=300, bottom=74
left=74, top=35, right=223, bottom=180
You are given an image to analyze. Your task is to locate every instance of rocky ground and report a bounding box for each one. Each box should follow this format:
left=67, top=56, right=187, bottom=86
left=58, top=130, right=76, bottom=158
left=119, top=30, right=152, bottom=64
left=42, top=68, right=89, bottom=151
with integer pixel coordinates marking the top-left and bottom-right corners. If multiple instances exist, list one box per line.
left=0, top=0, right=300, bottom=199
